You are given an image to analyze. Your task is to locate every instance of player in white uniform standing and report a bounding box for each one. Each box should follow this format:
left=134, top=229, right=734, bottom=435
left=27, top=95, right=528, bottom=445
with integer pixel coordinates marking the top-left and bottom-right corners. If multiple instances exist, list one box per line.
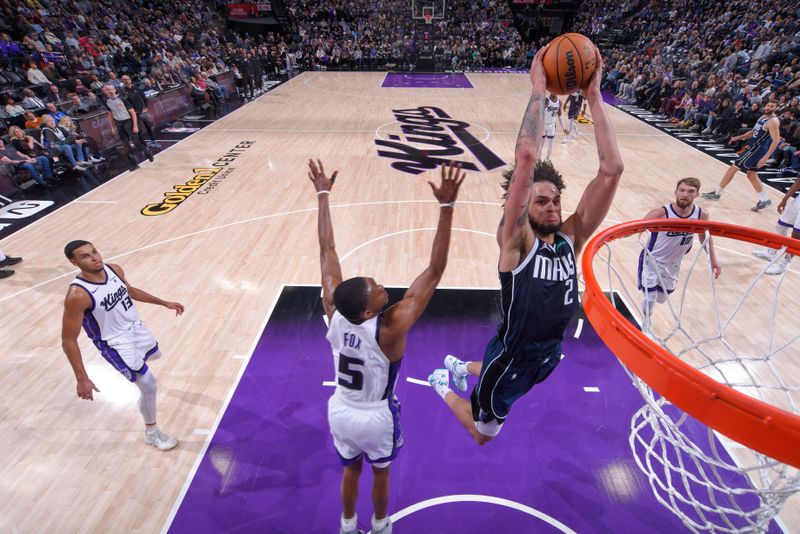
left=309, top=158, right=465, bottom=534
left=752, top=175, right=800, bottom=274
left=639, top=178, right=721, bottom=330
left=542, top=93, right=564, bottom=161
left=61, top=240, right=184, bottom=451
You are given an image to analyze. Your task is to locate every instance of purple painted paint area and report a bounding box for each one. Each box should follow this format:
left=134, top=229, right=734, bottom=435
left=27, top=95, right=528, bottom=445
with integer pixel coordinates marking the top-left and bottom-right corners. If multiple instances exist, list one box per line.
left=382, top=73, right=474, bottom=89
left=168, top=288, right=780, bottom=534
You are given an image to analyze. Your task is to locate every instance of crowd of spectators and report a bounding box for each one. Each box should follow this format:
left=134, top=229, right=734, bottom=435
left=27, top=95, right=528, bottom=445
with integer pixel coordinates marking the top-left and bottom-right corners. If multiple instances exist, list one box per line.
left=279, top=0, right=528, bottom=71
left=576, top=0, right=800, bottom=175
left=0, top=0, right=288, bottom=186
left=4, top=0, right=800, bottom=190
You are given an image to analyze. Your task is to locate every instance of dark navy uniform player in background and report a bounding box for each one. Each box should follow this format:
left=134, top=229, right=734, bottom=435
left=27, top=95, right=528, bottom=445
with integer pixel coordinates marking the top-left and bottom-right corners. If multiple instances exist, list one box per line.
left=702, top=101, right=780, bottom=211
left=428, top=44, right=624, bottom=444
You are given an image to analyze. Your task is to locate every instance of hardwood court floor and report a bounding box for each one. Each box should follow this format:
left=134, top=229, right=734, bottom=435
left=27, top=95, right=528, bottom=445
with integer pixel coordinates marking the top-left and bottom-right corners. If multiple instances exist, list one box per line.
left=0, top=72, right=796, bottom=533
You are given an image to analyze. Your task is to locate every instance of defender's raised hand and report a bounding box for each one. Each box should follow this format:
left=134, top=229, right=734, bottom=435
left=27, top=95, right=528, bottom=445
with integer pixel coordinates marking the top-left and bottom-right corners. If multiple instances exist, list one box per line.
left=428, top=161, right=466, bottom=205
left=308, top=158, right=339, bottom=194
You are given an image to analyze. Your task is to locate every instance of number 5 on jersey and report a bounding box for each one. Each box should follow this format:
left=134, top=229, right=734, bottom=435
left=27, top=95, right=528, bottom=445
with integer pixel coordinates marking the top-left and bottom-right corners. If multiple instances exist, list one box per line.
left=338, top=354, right=365, bottom=390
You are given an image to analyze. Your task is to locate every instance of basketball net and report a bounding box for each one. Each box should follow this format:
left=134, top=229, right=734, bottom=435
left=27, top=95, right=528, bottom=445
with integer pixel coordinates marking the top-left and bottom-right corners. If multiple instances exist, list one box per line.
left=584, top=219, right=800, bottom=533
left=423, top=13, right=432, bottom=24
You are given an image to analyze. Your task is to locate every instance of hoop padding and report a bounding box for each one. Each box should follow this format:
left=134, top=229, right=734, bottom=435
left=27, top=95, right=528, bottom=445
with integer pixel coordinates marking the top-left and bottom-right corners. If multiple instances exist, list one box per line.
left=582, top=219, right=800, bottom=469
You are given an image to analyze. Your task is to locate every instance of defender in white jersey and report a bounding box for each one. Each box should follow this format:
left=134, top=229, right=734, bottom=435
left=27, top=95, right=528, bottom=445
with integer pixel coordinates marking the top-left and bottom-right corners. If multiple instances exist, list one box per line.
left=309, top=158, right=464, bottom=534
left=752, top=175, right=800, bottom=274
left=61, top=241, right=184, bottom=451
left=542, top=93, right=564, bottom=160
left=639, top=178, right=720, bottom=329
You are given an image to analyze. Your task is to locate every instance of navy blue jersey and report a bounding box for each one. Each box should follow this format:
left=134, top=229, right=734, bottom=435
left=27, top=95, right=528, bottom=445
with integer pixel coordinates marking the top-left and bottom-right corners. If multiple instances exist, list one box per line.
left=749, top=114, right=774, bottom=147
left=567, top=94, right=584, bottom=119
left=497, top=232, right=579, bottom=365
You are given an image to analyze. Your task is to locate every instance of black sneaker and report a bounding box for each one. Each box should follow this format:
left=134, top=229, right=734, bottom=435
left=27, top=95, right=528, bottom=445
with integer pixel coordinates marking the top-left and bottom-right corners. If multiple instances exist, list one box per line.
left=701, top=191, right=721, bottom=200
left=0, top=269, right=15, bottom=279
left=146, top=150, right=154, bottom=162
left=0, top=256, right=22, bottom=267
left=751, top=199, right=772, bottom=212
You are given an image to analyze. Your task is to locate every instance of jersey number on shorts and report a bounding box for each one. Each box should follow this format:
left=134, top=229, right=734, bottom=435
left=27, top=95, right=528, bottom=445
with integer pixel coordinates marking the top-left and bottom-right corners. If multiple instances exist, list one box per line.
left=337, top=354, right=365, bottom=390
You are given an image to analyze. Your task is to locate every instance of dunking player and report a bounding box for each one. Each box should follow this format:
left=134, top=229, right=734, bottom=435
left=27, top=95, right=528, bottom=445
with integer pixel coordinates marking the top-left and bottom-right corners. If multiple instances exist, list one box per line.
left=61, top=241, right=184, bottom=451
left=542, top=93, right=564, bottom=160
left=427, top=45, right=624, bottom=444
left=702, top=101, right=780, bottom=211
left=310, top=159, right=464, bottom=534
left=639, top=178, right=721, bottom=330
left=752, top=174, right=800, bottom=275
left=562, top=90, right=586, bottom=144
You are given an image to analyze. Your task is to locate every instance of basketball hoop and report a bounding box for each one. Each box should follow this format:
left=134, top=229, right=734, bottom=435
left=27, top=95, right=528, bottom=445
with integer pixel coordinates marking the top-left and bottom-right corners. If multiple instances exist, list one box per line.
left=582, top=219, right=800, bottom=532
left=423, top=13, right=433, bottom=24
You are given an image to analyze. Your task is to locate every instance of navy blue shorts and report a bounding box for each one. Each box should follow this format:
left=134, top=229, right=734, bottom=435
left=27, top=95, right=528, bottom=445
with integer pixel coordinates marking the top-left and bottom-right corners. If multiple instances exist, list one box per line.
left=470, top=336, right=561, bottom=425
left=735, top=142, right=770, bottom=171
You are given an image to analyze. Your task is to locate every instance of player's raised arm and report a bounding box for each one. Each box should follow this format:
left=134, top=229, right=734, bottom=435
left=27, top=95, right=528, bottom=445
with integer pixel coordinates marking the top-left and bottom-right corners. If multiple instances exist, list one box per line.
left=562, top=47, right=624, bottom=253
left=380, top=162, right=465, bottom=348
left=499, top=46, right=548, bottom=271
left=309, top=159, right=343, bottom=319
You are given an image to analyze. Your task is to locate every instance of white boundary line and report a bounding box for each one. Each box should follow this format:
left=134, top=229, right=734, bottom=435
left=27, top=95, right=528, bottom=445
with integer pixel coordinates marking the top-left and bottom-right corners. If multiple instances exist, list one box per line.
left=378, top=494, right=576, bottom=533
left=160, top=285, right=285, bottom=534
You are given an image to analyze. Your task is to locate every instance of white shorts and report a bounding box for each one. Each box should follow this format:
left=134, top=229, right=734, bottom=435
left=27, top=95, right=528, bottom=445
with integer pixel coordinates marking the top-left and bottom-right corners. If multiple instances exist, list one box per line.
left=543, top=122, right=556, bottom=138
left=778, top=197, right=800, bottom=232
left=328, top=393, right=402, bottom=468
left=103, top=321, right=160, bottom=382
left=638, top=257, right=679, bottom=300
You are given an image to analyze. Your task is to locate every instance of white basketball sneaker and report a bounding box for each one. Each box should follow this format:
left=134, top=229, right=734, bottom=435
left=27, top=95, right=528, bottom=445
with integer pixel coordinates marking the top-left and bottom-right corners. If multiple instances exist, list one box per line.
left=144, top=428, right=178, bottom=451
left=752, top=248, right=776, bottom=261
left=428, top=369, right=450, bottom=400
left=765, top=258, right=790, bottom=275
left=444, top=355, right=468, bottom=393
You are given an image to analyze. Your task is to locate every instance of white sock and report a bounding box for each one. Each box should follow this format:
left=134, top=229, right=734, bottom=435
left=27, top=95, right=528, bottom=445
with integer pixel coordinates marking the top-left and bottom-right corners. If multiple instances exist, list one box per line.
left=758, top=192, right=768, bottom=202
left=341, top=514, right=357, bottom=531
left=714, top=187, right=723, bottom=195
left=433, top=382, right=451, bottom=400
left=372, top=514, right=389, bottom=530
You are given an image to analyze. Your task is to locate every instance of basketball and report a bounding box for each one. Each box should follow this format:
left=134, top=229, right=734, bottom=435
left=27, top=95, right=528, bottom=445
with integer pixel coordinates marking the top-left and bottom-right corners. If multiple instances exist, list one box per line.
left=542, top=33, right=598, bottom=95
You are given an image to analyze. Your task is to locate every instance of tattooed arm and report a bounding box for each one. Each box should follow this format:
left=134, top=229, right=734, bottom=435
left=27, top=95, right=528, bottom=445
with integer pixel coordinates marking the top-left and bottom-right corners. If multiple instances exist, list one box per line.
left=498, top=46, right=548, bottom=272
left=562, top=47, right=624, bottom=254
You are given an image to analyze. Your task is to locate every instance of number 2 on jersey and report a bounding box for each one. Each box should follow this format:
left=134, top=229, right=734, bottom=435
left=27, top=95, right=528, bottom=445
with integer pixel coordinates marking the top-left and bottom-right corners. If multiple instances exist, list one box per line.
left=564, top=278, right=574, bottom=306
left=337, top=354, right=365, bottom=390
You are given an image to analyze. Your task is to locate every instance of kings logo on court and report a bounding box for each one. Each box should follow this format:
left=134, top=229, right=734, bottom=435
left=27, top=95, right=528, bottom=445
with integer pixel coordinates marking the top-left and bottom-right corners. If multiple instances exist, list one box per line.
left=375, top=106, right=506, bottom=175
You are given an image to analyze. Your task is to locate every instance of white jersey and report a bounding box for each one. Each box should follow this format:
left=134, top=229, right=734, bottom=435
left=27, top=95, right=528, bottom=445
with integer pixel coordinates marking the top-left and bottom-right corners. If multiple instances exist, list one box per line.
left=71, top=264, right=141, bottom=342
left=647, top=203, right=701, bottom=265
left=544, top=97, right=560, bottom=126
left=638, top=203, right=701, bottom=294
left=326, top=310, right=401, bottom=405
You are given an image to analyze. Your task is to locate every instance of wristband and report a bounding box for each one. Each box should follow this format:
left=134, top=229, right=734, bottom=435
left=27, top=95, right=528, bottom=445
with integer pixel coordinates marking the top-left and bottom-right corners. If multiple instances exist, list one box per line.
left=440, top=202, right=455, bottom=208
left=317, top=190, right=330, bottom=196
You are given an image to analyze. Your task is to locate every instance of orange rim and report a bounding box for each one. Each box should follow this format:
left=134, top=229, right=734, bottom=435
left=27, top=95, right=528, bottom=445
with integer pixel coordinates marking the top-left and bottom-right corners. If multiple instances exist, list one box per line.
left=582, top=219, right=800, bottom=468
